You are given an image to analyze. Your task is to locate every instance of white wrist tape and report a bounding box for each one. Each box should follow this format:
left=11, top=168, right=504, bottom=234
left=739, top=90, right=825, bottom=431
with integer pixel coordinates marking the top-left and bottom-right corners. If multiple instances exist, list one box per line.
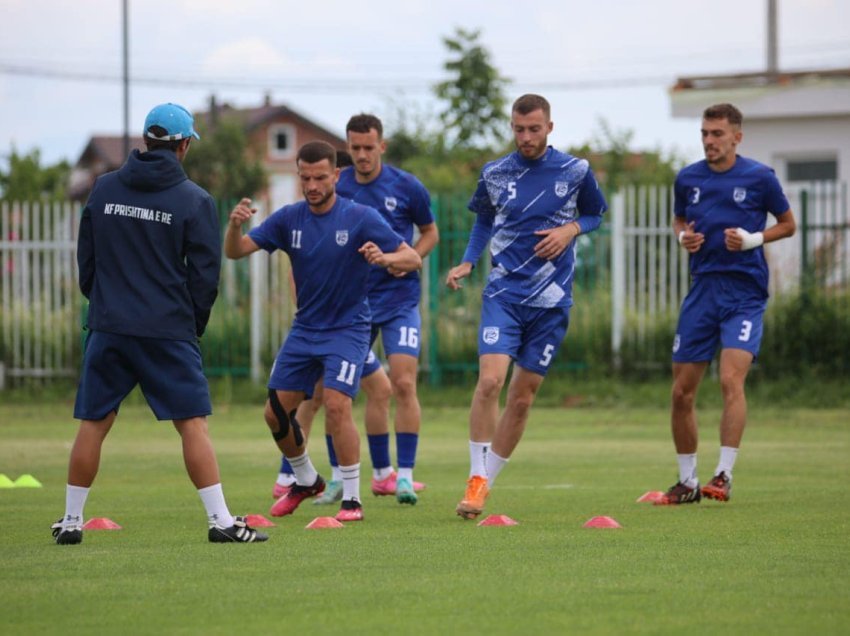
left=736, top=228, right=764, bottom=250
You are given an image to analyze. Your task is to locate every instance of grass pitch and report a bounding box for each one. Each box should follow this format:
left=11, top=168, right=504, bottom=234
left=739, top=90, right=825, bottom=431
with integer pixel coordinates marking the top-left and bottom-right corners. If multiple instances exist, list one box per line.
left=1, top=401, right=848, bottom=634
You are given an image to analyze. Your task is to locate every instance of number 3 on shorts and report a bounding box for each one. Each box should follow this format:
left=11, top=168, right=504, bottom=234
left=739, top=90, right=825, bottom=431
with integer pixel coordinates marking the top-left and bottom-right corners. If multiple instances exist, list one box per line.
left=738, top=320, right=753, bottom=342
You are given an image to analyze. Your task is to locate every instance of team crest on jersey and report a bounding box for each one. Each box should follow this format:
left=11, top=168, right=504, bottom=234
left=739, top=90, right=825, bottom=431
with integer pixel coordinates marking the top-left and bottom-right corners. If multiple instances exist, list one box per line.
left=384, top=197, right=398, bottom=212
left=554, top=181, right=569, bottom=197
left=733, top=187, right=747, bottom=203
left=690, top=187, right=701, bottom=205
left=335, top=230, right=349, bottom=246
left=482, top=326, right=500, bottom=345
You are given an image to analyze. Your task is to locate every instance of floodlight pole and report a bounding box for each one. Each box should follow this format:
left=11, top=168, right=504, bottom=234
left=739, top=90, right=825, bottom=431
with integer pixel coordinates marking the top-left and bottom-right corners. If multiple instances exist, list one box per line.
left=122, top=0, right=130, bottom=157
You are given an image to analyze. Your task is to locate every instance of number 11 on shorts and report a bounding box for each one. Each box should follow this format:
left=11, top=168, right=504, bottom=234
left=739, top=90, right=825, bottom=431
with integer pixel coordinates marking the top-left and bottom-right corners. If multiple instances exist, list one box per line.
left=336, top=360, right=357, bottom=385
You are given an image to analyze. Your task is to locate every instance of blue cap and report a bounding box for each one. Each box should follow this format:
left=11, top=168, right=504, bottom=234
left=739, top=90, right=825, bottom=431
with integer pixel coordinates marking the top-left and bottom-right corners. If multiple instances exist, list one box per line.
left=143, top=103, right=201, bottom=141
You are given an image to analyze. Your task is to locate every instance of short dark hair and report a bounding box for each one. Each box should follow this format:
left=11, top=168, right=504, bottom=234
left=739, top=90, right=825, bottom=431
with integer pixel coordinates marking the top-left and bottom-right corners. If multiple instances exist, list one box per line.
left=703, top=103, right=743, bottom=127
left=512, top=94, right=550, bottom=119
left=336, top=149, right=353, bottom=168
left=346, top=113, right=383, bottom=138
left=143, top=125, right=183, bottom=152
left=297, top=141, right=337, bottom=168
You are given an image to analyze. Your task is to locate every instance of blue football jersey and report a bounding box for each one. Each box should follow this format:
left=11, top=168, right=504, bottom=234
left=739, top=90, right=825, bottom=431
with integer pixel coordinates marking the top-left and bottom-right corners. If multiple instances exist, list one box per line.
left=337, top=165, right=433, bottom=315
left=248, top=197, right=403, bottom=330
left=674, top=155, right=790, bottom=295
left=469, top=147, right=607, bottom=308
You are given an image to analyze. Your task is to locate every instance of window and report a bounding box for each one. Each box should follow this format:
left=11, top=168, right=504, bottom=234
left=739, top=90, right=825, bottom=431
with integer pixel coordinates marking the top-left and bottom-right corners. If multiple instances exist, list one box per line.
left=268, top=124, right=296, bottom=159
left=787, top=158, right=838, bottom=182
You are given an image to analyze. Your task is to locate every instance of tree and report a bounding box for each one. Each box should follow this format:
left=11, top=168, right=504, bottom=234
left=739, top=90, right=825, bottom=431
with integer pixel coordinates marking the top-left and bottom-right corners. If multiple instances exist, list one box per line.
left=182, top=119, right=267, bottom=203
left=568, top=118, right=683, bottom=193
left=0, top=148, right=70, bottom=200
left=434, top=27, right=510, bottom=151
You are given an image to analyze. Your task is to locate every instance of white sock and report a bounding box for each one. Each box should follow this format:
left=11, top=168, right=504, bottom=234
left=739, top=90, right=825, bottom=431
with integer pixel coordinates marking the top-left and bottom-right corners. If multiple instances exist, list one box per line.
left=373, top=466, right=394, bottom=481
left=331, top=465, right=344, bottom=482
left=485, top=450, right=509, bottom=487
left=64, top=484, right=90, bottom=528
left=397, top=467, right=413, bottom=482
left=288, top=451, right=319, bottom=486
left=715, top=446, right=738, bottom=479
left=276, top=472, right=296, bottom=486
left=197, top=483, right=234, bottom=528
left=340, top=463, right=361, bottom=503
left=469, top=441, right=490, bottom=478
left=677, top=453, right=698, bottom=488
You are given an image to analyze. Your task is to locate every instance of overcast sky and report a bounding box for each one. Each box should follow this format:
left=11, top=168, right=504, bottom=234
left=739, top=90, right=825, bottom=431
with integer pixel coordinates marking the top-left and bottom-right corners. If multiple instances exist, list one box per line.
left=1, top=0, right=849, bottom=170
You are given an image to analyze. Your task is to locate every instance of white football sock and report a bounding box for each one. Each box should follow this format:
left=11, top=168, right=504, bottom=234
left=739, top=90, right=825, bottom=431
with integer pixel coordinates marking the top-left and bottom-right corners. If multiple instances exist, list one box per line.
left=469, top=441, right=490, bottom=478
left=677, top=453, right=698, bottom=488
left=340, top=463, right=361, bottom=503
left=288, top=451, right=319, bottom=486
left=331, top=465, right=344, bottom=482
left=198, top=483, right=234, bottom=528
left=64, top=484, right=90, bottom=528
left=373, top=466, right=394, bottom=481
left=715, top=446, right=738, bottom=479
left=485, top=450, right=509, bottom=487
left=276, top=472, right=296, bottom=486
left=397, top=467, right=413, bottom=482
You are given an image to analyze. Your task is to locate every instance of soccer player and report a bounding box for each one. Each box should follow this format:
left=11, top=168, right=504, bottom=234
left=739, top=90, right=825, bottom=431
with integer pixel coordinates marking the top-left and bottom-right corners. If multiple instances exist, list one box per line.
left=656, top=103, right=796, bottom=505
left=54, top=103, right=267, bottom=544
left=445, top=94, right=608, bottom=519
left=226, top=141, right=421, bottom=522
left=275, top=116, right=437, bottom=507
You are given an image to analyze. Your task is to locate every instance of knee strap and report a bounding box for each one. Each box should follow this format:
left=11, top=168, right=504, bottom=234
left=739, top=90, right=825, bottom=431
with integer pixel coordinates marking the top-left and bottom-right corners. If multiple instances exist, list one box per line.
left=268, top=389, right=304, bottom=446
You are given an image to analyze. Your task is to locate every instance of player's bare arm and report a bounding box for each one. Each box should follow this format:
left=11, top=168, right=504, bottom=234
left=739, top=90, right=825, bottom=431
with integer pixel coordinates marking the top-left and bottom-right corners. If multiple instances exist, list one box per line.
left=674, top=218, right=705, bottom=253
left=224, top=197, right=260, bottom=259
left=445, top=262, right=473, bottom=291
left=533, top=221, right=580, bottom=260
left=724, top=209, right=796, bottom=252
left=359, top=241, right=421, bottom=272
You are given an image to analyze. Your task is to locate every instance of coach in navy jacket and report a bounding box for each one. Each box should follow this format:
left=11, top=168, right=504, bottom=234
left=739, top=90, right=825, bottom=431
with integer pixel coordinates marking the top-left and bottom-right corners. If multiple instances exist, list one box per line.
left=53, top=103, right=268, bottom=546
left=77, top=124, right=220, bottom=339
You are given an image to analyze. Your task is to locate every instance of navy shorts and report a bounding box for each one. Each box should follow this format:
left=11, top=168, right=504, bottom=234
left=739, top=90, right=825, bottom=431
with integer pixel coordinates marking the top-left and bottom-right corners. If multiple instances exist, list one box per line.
left=362, top=349, right=383, bottom=378
left=478, top=295, right=570, bottom=376
left=363, top=304, right=421, bottom=377
left=269, top=323, right=370, bottom=399
left=74, top=331, right=212, bottom=421
left=672, top=273, right=767, bottom=363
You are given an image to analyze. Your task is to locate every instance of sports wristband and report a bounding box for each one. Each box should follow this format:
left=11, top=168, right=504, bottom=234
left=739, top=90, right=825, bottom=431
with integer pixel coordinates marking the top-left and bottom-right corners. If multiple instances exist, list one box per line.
left=737, top=228, right=764, bottom=250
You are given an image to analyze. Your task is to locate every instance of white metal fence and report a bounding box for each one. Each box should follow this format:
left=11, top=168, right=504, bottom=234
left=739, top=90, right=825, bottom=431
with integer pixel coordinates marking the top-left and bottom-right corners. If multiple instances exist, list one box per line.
left=2, top=182, right=846, bottom=386
left=0, top=200, right=80, bottom=387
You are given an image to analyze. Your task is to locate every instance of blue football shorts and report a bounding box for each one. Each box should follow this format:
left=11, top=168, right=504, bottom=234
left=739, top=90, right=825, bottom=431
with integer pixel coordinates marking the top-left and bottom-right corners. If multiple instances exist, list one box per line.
left=362, top=304, right=421, bottom=378
left=478, top=295, right=570, bottom=377
left=672, top=273, right=768, bottom=363
left=73, top=331, right=212, bottom=421
left=269, top=323, right=370, bottom=399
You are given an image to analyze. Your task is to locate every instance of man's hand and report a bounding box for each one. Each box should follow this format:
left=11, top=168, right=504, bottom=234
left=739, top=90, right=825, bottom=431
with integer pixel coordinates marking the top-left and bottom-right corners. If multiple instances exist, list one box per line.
left=725, top=227, right=764, bottom=251
left=534, top=222, right=579, bottom=260
left=446, top=262, right=473, bottom=291
left=678, top=221, right=705, bottom=253
left=229, top=198, right=257, bottom=228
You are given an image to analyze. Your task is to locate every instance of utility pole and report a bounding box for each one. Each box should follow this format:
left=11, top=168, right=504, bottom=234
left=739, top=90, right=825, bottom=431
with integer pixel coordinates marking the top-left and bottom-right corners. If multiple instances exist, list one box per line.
left=122, top=0, right=130, bottom=157
left=767, top=0, right=778, bottom=76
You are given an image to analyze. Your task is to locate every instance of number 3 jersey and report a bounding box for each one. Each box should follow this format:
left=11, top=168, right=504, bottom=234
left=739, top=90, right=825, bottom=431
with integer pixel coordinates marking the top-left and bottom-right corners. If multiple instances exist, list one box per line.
left=468, top=146, right=607, bottom=308
left=249, top=197, right=403, bottom=330
left=674, top=155, right=790, bottom=296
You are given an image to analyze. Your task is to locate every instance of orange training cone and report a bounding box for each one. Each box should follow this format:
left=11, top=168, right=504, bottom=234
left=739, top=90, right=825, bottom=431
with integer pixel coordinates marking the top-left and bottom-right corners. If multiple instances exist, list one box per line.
left=83, top=517, right=122, bottom=530
left=478, top=514, right=518, bottom=527
left=583, top=516, right=622, bottom=529
left=636, top=491, right=665, bottom=503
left=244, top=514, right=275, bottom=527
left=306, top=517, right=344, bottom=529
